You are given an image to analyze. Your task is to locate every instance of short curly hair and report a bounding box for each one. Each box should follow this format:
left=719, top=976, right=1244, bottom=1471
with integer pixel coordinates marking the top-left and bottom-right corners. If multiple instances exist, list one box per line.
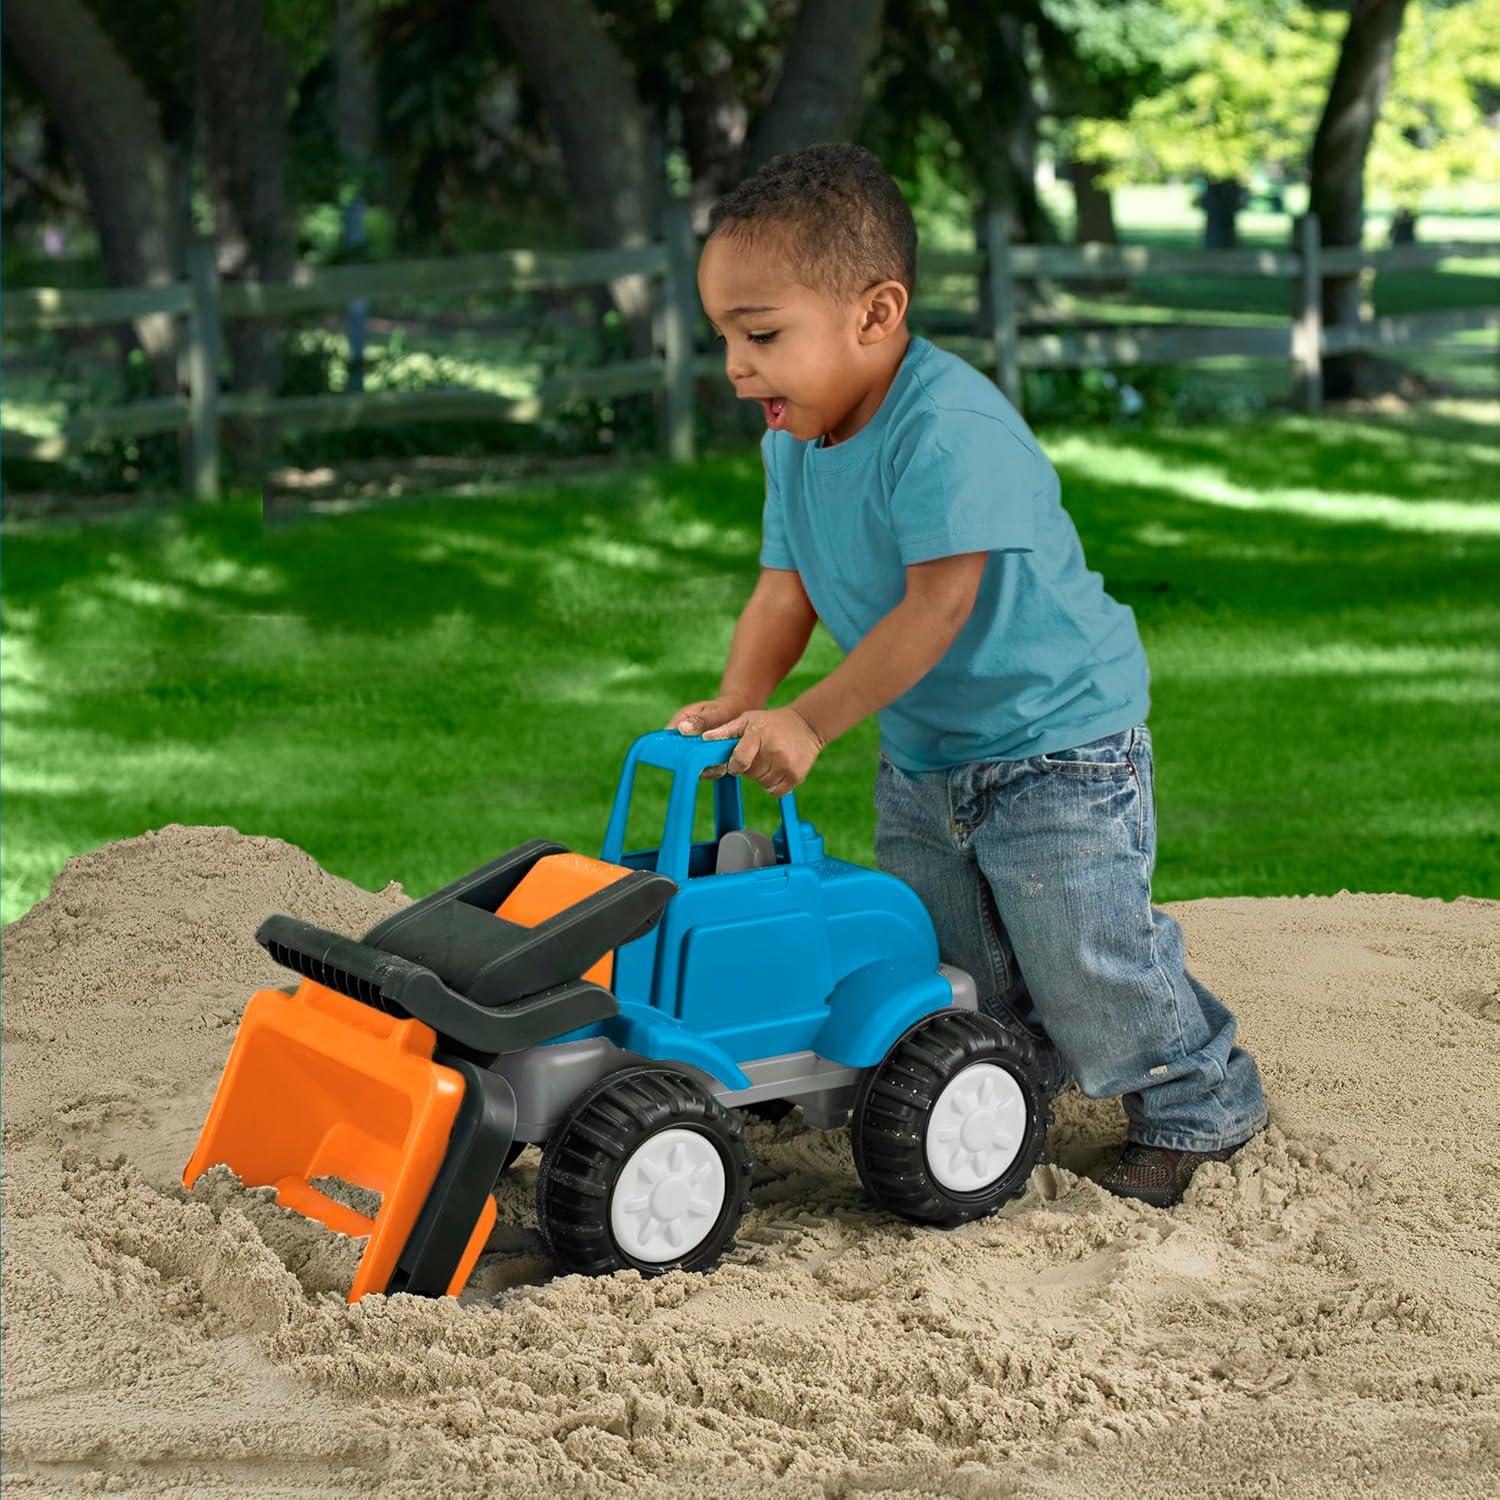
left=706, top=142, right=918, bottom=307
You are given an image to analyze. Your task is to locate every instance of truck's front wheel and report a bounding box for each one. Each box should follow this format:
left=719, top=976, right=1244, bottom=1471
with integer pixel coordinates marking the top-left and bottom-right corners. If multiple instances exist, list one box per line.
left=852, top=1011, right=1051, bottom=1227
left=536, top=1066, right=755, bottom=1277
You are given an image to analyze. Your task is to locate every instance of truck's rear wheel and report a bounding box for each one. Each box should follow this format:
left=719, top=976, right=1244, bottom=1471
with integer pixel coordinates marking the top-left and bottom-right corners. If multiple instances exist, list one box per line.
left=536, top=1066, right=754, bottom=1277
left=851, top=1010, right=1051, bottom=1227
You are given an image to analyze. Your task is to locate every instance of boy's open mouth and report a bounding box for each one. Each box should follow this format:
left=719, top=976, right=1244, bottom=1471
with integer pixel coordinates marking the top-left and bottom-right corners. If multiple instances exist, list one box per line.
left=761, top=397, right=789, bottom=430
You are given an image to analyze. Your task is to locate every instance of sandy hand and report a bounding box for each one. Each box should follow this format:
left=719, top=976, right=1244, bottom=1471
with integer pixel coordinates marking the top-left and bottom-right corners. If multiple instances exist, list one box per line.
left=701, top=706, right=826, bottom=798
left=666, top=697, right=750, bottom=737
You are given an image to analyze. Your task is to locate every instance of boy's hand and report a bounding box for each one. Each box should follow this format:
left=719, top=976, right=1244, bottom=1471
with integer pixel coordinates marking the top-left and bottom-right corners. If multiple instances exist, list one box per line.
left=666, top=697, right=750, bottom=737
left=701, top=707, right=826, bottom=798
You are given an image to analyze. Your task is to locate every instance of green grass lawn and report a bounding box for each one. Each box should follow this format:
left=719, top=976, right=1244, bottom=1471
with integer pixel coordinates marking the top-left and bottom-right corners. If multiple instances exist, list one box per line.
left=4, top=400, right=1496, bottom=924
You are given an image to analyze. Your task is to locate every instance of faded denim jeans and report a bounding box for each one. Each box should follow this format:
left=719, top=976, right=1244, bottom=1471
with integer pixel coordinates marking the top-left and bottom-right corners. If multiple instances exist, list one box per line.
left=874, top=725, right=1269, bottom=1153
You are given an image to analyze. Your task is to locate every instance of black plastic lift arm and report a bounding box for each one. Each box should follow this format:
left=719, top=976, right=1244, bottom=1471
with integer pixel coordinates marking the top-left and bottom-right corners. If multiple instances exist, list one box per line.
left=360, top=842, right=677, bottom=1007
left=254, top=916, right=617, bottom=1055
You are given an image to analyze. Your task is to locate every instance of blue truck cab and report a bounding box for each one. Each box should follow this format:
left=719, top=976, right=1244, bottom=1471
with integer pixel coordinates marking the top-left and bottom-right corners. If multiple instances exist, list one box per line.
left=540, top=729, right=968, bottom=1094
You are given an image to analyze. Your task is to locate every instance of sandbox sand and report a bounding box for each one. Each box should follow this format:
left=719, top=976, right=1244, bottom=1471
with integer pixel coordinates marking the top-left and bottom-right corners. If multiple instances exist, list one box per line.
left=2, top=825, right=1497, bottom=1497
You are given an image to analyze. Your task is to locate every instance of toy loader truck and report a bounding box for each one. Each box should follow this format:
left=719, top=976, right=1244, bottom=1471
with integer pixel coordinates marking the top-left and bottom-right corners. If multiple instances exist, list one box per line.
left=185, top=730, right=1052, bottom=1301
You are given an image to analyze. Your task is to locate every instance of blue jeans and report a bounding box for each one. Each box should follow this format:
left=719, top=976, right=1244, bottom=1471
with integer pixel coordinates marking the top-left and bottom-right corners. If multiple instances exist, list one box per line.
left=874, top=725, right=1269, bottom=1153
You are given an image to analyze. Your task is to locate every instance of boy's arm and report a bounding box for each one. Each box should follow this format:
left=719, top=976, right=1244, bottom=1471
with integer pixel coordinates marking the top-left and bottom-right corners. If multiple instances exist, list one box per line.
left=704, top=553, right=987, bottom=793
left=667, top=567, right=817, bottom=733
left=721, top=566, right=819, bottom=706
left=790, top=553, right=987, bottom=744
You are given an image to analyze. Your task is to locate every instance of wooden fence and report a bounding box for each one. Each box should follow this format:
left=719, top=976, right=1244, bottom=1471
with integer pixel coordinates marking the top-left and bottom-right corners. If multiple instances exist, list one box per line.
left=3, top=198, right=1495, bottom=501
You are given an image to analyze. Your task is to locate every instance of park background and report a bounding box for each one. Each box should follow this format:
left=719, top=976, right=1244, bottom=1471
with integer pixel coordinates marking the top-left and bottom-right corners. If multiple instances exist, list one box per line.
left=2, top=0, right=1497, bottom=925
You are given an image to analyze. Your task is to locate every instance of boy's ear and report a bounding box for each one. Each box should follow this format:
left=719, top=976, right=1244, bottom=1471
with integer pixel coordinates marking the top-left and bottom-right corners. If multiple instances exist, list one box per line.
left=858, top=279, right=909, bottom=344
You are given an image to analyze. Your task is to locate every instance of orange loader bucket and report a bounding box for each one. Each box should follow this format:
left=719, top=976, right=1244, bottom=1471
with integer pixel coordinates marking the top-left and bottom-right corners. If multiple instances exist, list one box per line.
left=183, top=980, right=497, bottom=1301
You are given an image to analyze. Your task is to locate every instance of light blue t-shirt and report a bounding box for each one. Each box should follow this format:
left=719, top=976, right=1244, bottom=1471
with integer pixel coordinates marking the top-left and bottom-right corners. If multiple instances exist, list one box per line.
left=760, top=334, right=1150, bottom=772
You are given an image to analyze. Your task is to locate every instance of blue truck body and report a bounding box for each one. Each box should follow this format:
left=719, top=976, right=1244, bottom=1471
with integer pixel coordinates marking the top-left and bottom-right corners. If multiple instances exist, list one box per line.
left=189, top=727, right=1044, bottom=1298
left=541, top=729, right=952, bottom=1089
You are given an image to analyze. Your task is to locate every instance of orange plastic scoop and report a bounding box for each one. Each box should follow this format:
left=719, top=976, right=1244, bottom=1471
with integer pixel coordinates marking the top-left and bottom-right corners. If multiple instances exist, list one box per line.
left=183, top=979, right=495, bottom=1301
left=183, top=849, right=636, bottom=1302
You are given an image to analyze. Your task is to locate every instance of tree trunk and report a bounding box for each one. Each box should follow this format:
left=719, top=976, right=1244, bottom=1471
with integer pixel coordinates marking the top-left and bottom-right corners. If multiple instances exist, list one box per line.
left=680, top=45, right=748, bottom=230
left=740, top=0, right=885, bottom=174
left=967, top=15, right=1060, bottom=317
left=1070, top=159, right=1119, bottom=247
left=1307, top=0, right=1411, bottom=400
left=1066, top=156, right=1127, bottom=294
left=336, top=0, right=378, bottom=170
left=195, top=0, right=297, bottom=479
left=1037, top=16, right=1125, bottom=293
left=1201, top=178, right=1244, bottom=250
left=337, top=0, right=380, bottom=392
left=678, top=64, right=758, bottom=446
left=2, top=0, right=182, bottom=393
left=493, top=0, right=661, bottom=360
left=1389, top=208, right=1417, bottom=245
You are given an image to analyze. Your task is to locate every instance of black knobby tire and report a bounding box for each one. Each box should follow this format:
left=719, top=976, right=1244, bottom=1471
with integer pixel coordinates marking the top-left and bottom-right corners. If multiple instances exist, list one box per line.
left=851, top=1009, right=1052, bottom=1228
left=536, top=1065, right=755, bottom=1277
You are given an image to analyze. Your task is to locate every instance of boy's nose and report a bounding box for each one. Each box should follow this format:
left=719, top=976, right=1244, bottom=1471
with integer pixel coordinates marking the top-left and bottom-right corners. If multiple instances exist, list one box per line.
left=724, top=349, right=755, bottom=383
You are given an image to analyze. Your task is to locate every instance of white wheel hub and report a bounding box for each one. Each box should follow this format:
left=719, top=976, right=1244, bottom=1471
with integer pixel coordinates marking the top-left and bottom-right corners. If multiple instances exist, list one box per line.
left=610, top=1127, right=726, bottom=1263
left=925, top=1063, right=1029, bottom=1192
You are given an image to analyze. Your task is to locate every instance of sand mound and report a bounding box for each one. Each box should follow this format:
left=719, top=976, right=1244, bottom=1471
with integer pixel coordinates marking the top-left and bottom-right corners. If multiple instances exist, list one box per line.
left=3, top=826, right=1497, bottom=1497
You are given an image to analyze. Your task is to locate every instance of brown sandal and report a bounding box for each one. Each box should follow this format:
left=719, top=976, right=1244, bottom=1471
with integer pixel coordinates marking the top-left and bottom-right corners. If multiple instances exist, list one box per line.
left=1095, top=1139, right=1247, bottom=1208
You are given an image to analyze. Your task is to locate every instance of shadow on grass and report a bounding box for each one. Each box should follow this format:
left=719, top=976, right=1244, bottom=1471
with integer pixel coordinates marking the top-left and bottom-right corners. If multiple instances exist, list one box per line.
left=3, top=417, right=1497, bottom=920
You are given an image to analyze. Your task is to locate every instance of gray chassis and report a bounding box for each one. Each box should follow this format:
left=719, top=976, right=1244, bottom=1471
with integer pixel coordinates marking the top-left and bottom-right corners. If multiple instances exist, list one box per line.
left=494, top=964, right=979, bottom=1139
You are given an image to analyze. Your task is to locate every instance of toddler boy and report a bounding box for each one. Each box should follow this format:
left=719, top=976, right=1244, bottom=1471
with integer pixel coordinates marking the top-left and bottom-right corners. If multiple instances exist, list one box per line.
left=668, top=143, right=1268, bottom=1207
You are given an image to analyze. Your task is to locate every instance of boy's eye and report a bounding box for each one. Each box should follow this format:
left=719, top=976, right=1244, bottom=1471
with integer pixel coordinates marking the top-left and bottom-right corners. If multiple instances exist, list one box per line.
left=711, top=331, right=778, bottom=346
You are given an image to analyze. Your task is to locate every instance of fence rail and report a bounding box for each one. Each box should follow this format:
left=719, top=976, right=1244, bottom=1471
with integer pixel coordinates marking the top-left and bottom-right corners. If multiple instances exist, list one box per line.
left=3, top=207, right=1495, bottom=499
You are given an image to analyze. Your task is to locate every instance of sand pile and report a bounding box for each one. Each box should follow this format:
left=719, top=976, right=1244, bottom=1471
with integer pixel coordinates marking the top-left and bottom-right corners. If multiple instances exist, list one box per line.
left=3, top=826, right=1497, bottom=1497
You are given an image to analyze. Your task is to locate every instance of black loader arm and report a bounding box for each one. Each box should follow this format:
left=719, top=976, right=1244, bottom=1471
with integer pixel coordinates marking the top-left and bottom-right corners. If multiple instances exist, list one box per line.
left=253, top=839, right=676, bottom=1054
left=362, top=838, right=675, bottom=1005
left=254, top=915, right=616, bottom=1055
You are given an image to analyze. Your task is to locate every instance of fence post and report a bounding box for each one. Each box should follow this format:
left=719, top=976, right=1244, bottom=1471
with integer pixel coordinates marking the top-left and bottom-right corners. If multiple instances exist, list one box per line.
left=661, top=191, right=698, bottom=464
left=186, top=234, right=222, bottom=500
left=983, top=207, right=1022, bottom=412
left=1293, top=212, right=1322, bottom=414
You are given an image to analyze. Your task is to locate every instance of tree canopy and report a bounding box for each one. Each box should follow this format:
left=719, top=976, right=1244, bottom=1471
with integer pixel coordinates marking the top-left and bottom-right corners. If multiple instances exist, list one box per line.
left=1072, top=0, right=1498, bottom=210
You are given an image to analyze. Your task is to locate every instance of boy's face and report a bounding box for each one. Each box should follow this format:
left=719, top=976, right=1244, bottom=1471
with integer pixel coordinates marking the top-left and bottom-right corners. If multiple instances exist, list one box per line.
left=697, top=232, right=905, bottom=443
